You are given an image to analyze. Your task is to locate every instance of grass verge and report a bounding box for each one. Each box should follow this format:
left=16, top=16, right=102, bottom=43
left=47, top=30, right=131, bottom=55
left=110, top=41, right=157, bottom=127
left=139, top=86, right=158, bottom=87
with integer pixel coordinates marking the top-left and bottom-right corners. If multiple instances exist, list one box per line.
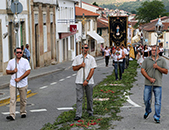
left=41, top=60, right=138, bottom=130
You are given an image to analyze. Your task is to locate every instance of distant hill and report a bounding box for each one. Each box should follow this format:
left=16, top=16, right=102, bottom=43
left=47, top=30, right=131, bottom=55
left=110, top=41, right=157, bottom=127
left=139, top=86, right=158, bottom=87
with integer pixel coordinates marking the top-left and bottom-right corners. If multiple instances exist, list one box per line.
left=82, top=0, right=137, bottom=5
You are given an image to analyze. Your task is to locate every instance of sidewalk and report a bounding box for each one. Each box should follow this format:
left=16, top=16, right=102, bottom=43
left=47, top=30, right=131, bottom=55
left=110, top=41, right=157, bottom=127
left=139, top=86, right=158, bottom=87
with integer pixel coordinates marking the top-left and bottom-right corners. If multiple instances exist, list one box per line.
left=0, top=56, right=103, bottom=100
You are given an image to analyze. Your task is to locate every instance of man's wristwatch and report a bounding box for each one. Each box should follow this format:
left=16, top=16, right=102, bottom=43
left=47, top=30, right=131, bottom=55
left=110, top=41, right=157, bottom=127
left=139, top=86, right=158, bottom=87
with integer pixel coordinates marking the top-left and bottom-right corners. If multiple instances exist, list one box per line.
left=86, top=79, right=89, bottom=82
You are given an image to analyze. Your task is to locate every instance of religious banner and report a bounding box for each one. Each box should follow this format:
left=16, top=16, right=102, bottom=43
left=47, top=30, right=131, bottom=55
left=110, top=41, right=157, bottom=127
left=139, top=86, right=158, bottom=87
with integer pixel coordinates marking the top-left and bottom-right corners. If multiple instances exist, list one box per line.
left=109, top=16, right=128, bottom=47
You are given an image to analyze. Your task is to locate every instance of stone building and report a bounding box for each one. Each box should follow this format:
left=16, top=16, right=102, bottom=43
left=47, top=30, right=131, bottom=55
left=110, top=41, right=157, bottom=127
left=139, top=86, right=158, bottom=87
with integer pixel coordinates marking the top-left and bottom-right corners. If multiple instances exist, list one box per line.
left=30, top=0, right=56, bottom=68
left=0, top=0, right=29, bottom=74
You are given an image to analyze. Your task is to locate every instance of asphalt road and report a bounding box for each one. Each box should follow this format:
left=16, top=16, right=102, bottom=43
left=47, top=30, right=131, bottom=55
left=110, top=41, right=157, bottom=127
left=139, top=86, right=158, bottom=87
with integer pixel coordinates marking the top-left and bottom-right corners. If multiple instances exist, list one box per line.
left=0, top=58, right=113, bottom=130
left=1, top=57, right=169, bottom=130
left=111, top=58, right=169, bottom=130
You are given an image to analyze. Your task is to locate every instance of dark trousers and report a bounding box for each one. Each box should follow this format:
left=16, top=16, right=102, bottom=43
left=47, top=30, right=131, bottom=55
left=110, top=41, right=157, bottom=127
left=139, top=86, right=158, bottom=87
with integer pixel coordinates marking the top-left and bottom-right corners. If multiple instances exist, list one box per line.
left=105, top=56, right=109, bottom=66
left=114, top=62, right=123, bottom=80
left=126, top=55, right=129, bottom=68
left=122, top=58, right=126, bottom=73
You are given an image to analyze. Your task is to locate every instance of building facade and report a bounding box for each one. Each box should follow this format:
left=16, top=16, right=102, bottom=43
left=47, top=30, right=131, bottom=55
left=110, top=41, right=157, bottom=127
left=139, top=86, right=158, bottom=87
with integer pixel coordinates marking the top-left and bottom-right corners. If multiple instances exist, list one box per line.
left=55, top=0, right=78, bottom=62
left=0, top=0, right=29, bottom=74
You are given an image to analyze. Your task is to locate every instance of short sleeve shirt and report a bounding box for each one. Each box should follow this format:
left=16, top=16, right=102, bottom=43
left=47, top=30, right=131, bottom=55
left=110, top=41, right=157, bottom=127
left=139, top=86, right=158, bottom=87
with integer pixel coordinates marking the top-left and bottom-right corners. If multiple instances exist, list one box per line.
left=72, top=54, right=97, bottom=84
left=6, top=57, right=31, bottom=88
left=141, top=57, right=167, bottom=87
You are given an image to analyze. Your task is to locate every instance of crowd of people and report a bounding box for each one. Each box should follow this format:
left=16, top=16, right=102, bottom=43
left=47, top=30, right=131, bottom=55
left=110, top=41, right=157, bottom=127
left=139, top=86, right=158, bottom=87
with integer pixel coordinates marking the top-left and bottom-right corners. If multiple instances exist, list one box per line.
left=101, top=44, right=130, bottom=80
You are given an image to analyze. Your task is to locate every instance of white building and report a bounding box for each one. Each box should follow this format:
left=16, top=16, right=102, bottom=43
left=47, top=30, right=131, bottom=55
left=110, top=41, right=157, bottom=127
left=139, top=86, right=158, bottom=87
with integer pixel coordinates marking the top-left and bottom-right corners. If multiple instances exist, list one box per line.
left=56, top=0, right=78, bottom=62
left=0, top=0, right=29, bottom=74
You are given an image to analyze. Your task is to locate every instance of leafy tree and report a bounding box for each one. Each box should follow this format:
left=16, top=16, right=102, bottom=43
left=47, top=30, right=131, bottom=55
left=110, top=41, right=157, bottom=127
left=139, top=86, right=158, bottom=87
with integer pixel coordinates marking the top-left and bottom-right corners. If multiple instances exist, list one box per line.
left=135, top=0, right=167, bottom=24
left=93, top=2, right=98, bottom=6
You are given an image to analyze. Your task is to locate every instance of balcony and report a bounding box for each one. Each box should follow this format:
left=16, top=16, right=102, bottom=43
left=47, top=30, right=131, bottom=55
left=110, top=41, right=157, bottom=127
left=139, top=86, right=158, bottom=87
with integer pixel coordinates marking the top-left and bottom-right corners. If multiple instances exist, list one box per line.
left=57, top=19, right=75, bottom=33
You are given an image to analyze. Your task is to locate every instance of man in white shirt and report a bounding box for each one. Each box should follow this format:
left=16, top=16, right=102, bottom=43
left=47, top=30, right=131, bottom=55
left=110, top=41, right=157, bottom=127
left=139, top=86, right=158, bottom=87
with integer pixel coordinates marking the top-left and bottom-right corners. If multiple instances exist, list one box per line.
left=72, top=44, right=97, bottom=121
left=121, top=44, right=128, bottom=73
left=6, top=47, right=31, bottom=121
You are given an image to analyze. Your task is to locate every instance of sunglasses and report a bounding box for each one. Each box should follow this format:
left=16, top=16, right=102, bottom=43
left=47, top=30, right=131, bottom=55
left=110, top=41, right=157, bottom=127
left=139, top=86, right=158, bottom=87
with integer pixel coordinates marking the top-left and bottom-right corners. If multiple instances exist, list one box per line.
left=82, top=47, right=89, bottom=49
left=16, top=52, right=22, bottom=54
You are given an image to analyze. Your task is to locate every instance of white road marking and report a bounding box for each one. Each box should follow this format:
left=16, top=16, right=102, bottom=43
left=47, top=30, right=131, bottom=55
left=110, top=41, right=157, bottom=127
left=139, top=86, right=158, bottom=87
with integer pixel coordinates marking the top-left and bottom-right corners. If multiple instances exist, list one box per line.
left=72, top=74, right=76, bottom=76
left=40, top=86, right=48, bottom=89
left=124, top=91, right=141, bottom=107
left=65, top=66, right=72, bottom=70
left=66, top=76, right=71, bottom=79
left=30, top=109, right=47, bottom=112
left=50, top=82, right=57, bottom=85
left=57, top=107, right=74, bottom=110
left=2, top=111, right=19, bottom=115
left=59, top=79, right=65, bottom=82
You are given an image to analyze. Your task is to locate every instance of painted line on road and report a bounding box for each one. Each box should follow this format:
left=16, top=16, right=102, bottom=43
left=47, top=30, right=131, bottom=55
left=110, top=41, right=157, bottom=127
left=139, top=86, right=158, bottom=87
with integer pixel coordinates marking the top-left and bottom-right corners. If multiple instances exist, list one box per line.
left=40, top=86, right=48, bottom=89
left=124, top=91, right=141, bottom=108
left=59, top=79, right=65, bottom=82
left=50, top=82, right=57, bottom=85
left=57, top=107, right=74, bottom=110
left=2, top=111, right=20, bottom=115
left=66, top=76, right=71, bottom=79
left=72, top=74, right=76, bottom=76
left=30, top=109, right=47, bottom=112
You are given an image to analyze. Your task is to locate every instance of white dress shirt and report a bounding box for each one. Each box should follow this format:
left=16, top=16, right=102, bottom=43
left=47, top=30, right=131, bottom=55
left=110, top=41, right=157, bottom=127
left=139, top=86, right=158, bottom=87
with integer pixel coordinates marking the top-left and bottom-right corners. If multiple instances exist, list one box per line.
left=6, top=57, right=31, bottom=88
left=72, top=54, right=97, bottom=84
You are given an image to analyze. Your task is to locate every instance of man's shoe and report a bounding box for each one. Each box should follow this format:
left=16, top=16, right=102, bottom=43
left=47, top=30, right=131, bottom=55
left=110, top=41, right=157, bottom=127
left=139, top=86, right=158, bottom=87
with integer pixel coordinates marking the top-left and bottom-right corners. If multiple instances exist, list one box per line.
left=6, top=116, right=15, bottom=121
left=144, top=112, right=150, bottom=119
left=21, top=114, right=26, bottom=118
left=74, top=116, right=81, bottom=121
left=154, top=118, right=160, bottom=123
left=89, top=113, right=93, bottom=117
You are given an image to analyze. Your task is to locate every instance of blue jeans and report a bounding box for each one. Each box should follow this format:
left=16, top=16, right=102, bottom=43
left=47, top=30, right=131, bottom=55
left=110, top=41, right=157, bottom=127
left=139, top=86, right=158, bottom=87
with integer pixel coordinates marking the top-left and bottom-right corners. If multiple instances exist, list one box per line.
left=114, top=62, right=123, bottom=80
left=144, top=85, right=162, bottom=120
left=122, top=58, right=126, bottom=73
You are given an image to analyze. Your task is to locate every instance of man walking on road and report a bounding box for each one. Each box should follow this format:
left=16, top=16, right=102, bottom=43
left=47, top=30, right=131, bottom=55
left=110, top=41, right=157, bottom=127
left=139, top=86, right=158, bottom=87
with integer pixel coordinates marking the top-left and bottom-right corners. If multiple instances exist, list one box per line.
left=72, top=44, right=97, bottom=121
left=141, top=45, right=168, bottom=123
left=25, top=44, right=30, bottom=62
left=112, top=45, right=125, bottom=80
left=6, top=47, right=31, bottom=121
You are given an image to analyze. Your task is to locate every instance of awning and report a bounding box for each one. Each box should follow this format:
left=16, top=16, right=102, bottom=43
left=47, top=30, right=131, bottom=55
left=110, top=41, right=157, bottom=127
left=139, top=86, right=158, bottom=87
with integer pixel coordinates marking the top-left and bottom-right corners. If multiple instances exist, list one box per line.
left=87, top=31, right=104, bottom=44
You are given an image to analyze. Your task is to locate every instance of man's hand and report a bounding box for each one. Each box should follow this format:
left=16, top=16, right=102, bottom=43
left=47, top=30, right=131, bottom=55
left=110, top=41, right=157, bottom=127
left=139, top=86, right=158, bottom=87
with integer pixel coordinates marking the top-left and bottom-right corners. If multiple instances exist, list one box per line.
left=153, top=63, right=158, bottom=69
left=117, top=58, right=120, bottom=60
left=13, top=68, right=17, bottom=73
left=149, top=78, right=156, bottom=83
left=83, top=80, right=88, bottom=87
left=15, top=77, right=21, bottom=83
left=81, top=62, right=85, bottom=68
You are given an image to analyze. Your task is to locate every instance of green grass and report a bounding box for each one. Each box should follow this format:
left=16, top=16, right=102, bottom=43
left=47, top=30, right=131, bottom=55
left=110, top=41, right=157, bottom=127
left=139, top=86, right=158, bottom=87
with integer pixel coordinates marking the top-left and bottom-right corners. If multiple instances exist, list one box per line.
left=41, top=60, right=138, bottom=130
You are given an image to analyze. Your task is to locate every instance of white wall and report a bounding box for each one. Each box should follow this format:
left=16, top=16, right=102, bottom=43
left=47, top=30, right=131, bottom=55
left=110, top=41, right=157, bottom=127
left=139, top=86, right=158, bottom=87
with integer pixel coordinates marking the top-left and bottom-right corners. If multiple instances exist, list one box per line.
left=1, top=14, right=9, bottom=62
left=151, top=33, right=156, bottom=45
left=82, top=3, right=97, bottom=13
left=0, top=0, right=6, bottom=9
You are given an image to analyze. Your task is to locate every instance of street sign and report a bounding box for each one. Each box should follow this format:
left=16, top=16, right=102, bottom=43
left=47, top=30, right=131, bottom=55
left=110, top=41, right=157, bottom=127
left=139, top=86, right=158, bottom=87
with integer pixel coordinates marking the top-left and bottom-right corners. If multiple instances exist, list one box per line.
left=11, top=2, right=23, bottom=14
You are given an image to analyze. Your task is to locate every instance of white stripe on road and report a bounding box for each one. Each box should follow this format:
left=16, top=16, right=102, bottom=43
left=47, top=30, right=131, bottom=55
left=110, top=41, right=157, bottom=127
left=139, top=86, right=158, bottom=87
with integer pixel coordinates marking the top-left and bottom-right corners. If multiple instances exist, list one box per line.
left=66, top=76, right=71, bottom=79
left=30, top=109, right=47, bottom=112
left=59, top=79, right=65, bottom=82
left=72, top=74, right=76, bottom=76
left=124, top=91, right=141, bottom=107
left=57, top=107, right=74, bottom=110
left=40, top=86, right=48, bottom=89
left=50, top=82, right=57, bottom=85
left=2, top=111, right=19, bottom=115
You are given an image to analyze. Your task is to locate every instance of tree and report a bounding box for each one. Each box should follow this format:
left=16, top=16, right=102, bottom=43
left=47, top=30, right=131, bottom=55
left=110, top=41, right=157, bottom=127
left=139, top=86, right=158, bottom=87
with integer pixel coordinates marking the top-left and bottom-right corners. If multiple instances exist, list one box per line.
left=93, top=2, right=98, bottom=7
left=135, top=0, right=167, bottom=24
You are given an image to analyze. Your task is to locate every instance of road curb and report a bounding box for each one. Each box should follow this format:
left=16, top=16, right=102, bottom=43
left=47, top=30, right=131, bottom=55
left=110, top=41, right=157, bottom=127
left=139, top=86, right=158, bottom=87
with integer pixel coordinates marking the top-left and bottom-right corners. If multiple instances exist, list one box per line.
left=0, top=90, right=32, bottom=106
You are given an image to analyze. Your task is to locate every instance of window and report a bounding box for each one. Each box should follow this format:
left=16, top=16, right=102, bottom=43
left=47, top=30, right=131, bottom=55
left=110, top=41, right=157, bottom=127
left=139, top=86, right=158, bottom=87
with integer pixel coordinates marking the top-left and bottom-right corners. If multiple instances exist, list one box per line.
left=43, top=25, right=47, bottom=52
left=97, top=29, right=102, bottom=36
left=87, top=21, right=90, bottom=31
left=91, top=39, right=95, bottom=52
left=93, top=20, right=95, bottom=30
left=70, top=36, right=74, bottom=50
